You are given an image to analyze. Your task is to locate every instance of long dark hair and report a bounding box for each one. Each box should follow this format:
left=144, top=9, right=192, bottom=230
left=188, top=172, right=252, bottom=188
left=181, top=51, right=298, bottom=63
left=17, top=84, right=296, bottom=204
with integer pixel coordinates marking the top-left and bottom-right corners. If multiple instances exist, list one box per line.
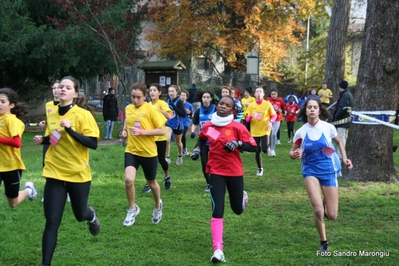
left=297, top=98, right=330, bottom=123
left=0, top=88, right=28, bottom=118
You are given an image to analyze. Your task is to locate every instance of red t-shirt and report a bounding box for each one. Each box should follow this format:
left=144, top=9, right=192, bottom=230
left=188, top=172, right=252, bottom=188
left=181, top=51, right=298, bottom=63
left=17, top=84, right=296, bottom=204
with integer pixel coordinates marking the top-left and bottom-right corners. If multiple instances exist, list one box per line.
left=266, top=97, right=285, bottom=121
left=284, top=103, right=299, bottom=122
left=199, top=121, right=257, bottom=176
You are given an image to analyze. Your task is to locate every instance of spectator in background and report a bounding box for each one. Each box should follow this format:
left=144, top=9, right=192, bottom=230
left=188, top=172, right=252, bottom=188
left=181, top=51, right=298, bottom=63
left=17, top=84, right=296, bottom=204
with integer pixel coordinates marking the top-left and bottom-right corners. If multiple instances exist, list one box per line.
left=102, top=87, right=118, bottom=140
left=188, top=83, right=197, bottom=103
left=332, top=80, right=354, bottom=158
left=190, top=84, right=202, bottom=116
left=318, top=83, right=333, bottom=107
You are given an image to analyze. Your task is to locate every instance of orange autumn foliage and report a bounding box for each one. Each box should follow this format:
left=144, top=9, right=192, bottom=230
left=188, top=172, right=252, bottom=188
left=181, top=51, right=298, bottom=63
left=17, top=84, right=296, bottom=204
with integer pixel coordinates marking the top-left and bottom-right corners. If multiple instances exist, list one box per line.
left=145, top=0, right=320, bottom=81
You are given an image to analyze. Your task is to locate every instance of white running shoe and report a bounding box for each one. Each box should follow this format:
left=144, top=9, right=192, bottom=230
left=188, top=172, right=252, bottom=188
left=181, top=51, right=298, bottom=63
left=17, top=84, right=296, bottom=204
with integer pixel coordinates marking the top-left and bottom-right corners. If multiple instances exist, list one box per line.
left=287, top=139, right=292, bottom=143
left=211, top=249, right=226, bottom=263
left=277, top=140, right=281, bottom=145
left=176, top=156, right=183, bottom=166
left=243, top=191, right=248, bottom=209
left=152, top=199, right=163, bottom=224
left=123, top=204, right=140, bottom=226
left=256, top=168, right=263, bottom=176
left=271, top=150, right=276, bottom=156
left=165, top=157, right=171, bottom=164
left=25, top=181, right=37, bottom=201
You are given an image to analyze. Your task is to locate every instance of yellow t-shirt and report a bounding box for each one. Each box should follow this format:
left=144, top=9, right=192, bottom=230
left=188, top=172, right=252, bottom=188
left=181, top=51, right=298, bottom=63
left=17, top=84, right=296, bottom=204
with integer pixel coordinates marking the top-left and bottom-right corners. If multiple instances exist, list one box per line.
left=152, top=100, right=172, bottom=142
left=43, top=105, right=99, bottom=183
left=45, top=101, right=59, bottom=136
left=0, top=114, right=26, bottom=171
left=246, top=100, right=276, bottom=137
left=125, top=103, right=167, bottom=157
left=318, top=88, right=333, bottom=104
left=241, top=96, right=255, bottom=119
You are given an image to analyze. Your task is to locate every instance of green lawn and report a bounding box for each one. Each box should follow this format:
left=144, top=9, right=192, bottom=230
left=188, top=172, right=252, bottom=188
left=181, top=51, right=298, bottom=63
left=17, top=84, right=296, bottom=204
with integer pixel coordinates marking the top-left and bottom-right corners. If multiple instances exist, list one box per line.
left=0, top=123, right=398, bottom=265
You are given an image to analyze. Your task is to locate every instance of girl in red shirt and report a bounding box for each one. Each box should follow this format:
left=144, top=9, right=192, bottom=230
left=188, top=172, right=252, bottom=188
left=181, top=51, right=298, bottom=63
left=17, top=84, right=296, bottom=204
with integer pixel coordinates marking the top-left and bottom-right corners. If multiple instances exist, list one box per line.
left=266, top=89, right=285, bottom=156
left=284, top=96, right=300, bottom=143
left=198, top=96, right=257, bottom=263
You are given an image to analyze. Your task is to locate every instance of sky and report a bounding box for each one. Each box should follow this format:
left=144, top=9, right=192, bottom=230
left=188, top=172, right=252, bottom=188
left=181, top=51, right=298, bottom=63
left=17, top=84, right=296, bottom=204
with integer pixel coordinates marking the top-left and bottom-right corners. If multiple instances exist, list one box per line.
left=351, top=1, right=367, bottom=22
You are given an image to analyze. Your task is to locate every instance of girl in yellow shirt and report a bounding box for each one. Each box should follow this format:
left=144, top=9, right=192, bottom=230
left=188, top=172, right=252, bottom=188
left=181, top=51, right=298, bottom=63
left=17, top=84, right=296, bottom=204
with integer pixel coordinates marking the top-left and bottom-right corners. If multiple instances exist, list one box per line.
left=33, top=76, right=100, bottom=266
left=121, top=82, right=167, bottom=227
left=141, top=83, right=173, bottom=193
left=0, top=88, right=36, bottom=207
left=245, top=87, right=277, bottom=176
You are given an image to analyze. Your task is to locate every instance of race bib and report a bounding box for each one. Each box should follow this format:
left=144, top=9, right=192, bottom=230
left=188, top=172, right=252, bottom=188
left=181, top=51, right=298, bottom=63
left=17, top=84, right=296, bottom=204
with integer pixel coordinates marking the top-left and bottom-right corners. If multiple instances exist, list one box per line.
left=50, top=129, right=62, bottom=147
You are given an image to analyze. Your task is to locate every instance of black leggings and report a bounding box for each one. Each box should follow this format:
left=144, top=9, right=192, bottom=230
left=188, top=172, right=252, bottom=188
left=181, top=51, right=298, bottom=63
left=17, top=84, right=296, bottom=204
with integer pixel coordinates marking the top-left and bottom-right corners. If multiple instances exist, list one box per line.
left=200, top=145, right=210, bottom=185
left=156, top=140, right=169, bottom=173
left=209, top=174, right=244, bottom=218
left=42, top=178, right=94, bottom=266
left=287, top=121, right=295, bottom=139
left=254, top=136, right=269, bottom=168
left=181, top=126, right=189, bottom=150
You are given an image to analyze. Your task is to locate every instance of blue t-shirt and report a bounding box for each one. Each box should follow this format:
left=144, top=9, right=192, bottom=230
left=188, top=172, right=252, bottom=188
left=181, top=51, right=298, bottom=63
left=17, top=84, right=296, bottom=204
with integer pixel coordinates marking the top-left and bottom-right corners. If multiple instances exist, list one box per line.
left=182, top=102, right=193, bottom=127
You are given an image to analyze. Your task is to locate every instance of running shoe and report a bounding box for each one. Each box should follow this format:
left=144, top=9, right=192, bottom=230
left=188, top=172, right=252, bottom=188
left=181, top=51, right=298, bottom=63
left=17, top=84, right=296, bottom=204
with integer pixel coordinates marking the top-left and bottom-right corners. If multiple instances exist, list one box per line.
left=142, top=184, right=151, bottom=193
left=25, top=181, right=37, bottom=201
left=164, top=176, right=171, bottom=190
left=152, top=199, right=163, bottom=224
left=256, top=168, right=263, bottom=176
left=176, top=156, right=183, bottom=165
left=88, top=206, right=100, bottom=236
left=123, top=204, right=140, bottom=226
left=211, top=249, right=226, bottom=263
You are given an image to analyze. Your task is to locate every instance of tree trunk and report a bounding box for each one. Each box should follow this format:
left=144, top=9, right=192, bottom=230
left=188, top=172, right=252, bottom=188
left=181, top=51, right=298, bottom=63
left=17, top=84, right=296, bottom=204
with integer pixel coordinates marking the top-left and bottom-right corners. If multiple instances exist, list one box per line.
left=345, top=0, right=399, bottom=182
left=324, top=0, right=351, bottom=98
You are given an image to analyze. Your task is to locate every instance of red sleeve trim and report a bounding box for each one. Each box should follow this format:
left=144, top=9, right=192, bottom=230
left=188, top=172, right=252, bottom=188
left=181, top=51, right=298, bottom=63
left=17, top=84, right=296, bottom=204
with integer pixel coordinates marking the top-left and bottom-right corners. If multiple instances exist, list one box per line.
left=294, top=138, right=302, bottom=145
left=0, top=135, right=22, bottom=148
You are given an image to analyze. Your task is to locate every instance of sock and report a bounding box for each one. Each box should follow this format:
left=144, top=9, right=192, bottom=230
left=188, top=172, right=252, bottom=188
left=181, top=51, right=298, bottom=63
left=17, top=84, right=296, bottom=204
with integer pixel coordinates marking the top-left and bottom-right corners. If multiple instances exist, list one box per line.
left=90, top=213, right=97, bottom=223
left=211, top=218, right=224, bottom=251
left=26, top=188, right=33, bottom=196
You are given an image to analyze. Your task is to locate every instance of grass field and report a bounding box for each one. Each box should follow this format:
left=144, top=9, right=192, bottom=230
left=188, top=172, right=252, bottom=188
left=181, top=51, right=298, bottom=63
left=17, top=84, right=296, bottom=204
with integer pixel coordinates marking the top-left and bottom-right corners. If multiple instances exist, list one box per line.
left=0, top=122, right=399, bottom=265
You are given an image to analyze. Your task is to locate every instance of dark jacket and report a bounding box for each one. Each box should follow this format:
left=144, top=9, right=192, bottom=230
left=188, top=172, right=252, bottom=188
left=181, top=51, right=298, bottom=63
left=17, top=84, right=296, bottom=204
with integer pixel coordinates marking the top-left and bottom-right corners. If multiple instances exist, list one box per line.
left=332, top=89, right=354, bottom=128
left=187, top=86, right=197, bottom=103
left=103, top=94, right=119, bottom=121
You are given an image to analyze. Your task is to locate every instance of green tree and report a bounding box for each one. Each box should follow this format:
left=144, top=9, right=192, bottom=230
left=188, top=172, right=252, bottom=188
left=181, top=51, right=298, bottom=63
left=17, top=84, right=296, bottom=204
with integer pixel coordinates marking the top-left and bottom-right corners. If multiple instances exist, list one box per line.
left=0, top=0, right=110, bottom=103
left=48, top=0, right=153, bottom=107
